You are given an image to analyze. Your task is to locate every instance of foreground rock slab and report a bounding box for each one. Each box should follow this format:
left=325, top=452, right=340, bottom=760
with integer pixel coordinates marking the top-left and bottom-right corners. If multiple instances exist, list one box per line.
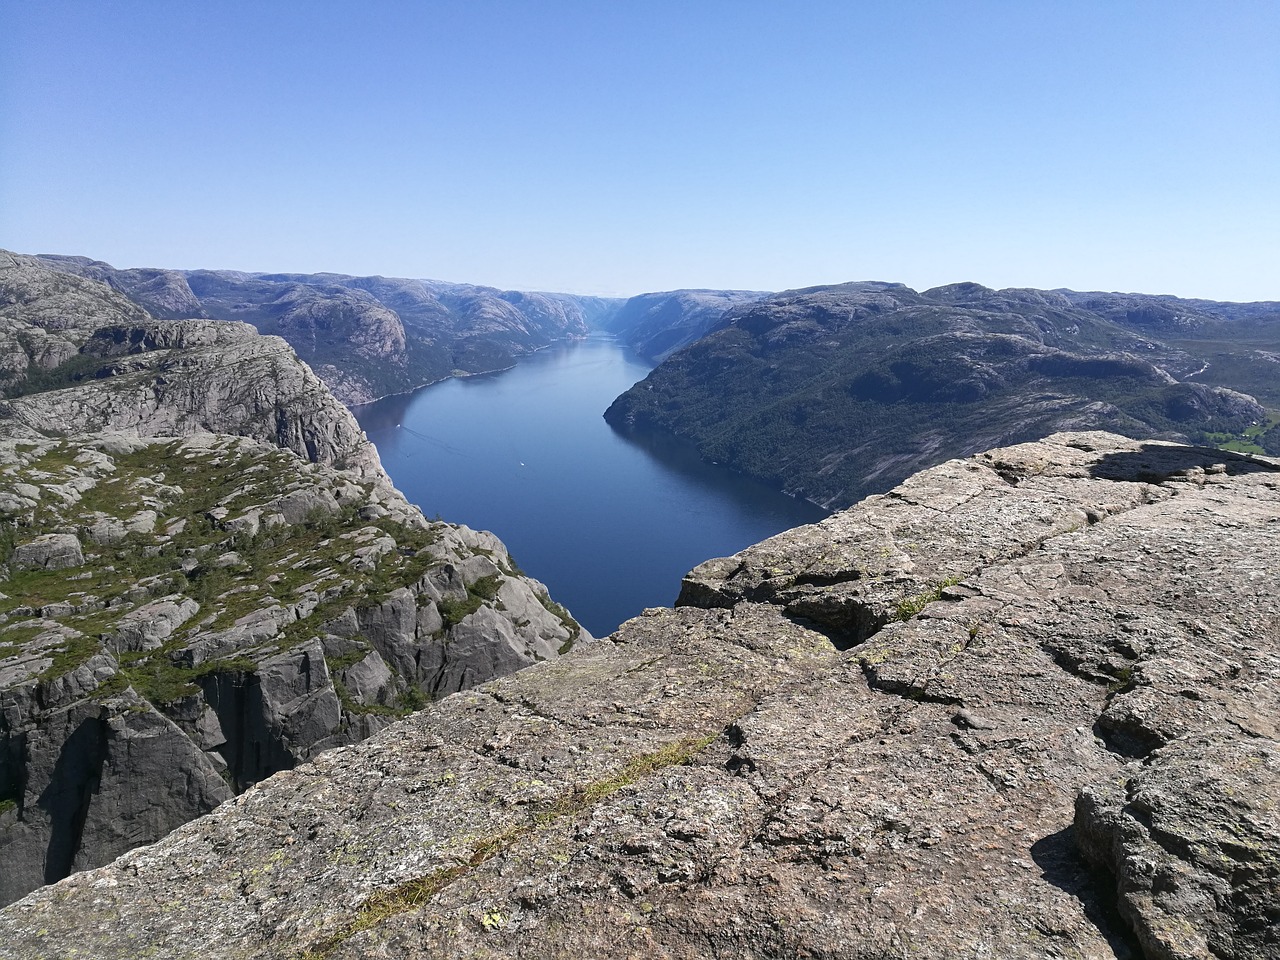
left=1, top=432, right=1277, bottom=960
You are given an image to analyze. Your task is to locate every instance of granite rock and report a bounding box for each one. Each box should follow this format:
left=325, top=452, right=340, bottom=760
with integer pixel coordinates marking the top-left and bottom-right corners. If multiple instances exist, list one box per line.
left=2, top=432, right=1274, bottom=959
left=0, top=260, right=592, bottom=905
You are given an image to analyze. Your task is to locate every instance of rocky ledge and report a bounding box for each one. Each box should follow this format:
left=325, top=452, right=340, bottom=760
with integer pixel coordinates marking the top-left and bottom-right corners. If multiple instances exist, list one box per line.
left=1, top=431, right=1274, bottom=960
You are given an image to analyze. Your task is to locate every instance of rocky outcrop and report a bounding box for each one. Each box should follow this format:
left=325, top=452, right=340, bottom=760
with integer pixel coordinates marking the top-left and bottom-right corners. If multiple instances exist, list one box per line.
left=2, top=432, right=1274, bottom=959
left=605, top=281, right=1270, bottom=508
left=0, top=322, right=383, bottom=481
left=33, top=255, right=207, bottom=319
left=0, top=251, right=152, bottom=395
left=0, top=262, right=591, bottom=906
left=0, top=257, right=382, bottom=481
left=9, top=534, right=82, bottom=571
left=0, top=432, right=588, bottom=907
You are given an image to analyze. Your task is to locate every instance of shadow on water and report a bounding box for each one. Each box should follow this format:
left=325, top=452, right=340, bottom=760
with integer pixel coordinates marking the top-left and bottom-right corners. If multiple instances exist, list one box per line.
left=607, top=420, right=828, bottom=525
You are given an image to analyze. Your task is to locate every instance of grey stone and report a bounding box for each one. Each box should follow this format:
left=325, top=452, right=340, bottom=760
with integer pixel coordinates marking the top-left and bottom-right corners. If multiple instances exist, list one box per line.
left=11, top=534, right=83, bottom=571
left=102, top=595, right=200, bottom=654
left=0, top=264, right=593, bottom=907
left=341, top=648, right=393, bottom=704
left=3, top=432, right=1276, bottom=958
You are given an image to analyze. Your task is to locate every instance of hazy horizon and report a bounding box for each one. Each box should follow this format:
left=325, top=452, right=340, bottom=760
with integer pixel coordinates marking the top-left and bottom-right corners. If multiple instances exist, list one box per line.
left=3, top=2, right=1277, bottom=302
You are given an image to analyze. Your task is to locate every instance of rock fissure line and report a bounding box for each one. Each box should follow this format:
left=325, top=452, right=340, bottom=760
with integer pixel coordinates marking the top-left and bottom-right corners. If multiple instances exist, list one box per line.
left=296, top=732, right=720, bottom=959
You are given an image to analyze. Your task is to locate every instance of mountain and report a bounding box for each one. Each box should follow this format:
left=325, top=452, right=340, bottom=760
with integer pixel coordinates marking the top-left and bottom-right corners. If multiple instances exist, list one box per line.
left=600, top=288, right=769, bottom=360
left=34, top=255, right=625, bottom=406
left=605, top=281, right=1272, bottom=509
left=2, top=431, right=1275, bottom=960
left=0, top=252, right=588, bottom=905
left=1056, top=291, right=1280, bottom=462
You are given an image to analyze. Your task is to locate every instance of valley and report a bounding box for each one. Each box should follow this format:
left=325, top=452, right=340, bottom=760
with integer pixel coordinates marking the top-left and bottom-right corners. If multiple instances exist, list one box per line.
left=1, top=250, right=1277, bottom=959
left=355, top=336, right=825, bottom=637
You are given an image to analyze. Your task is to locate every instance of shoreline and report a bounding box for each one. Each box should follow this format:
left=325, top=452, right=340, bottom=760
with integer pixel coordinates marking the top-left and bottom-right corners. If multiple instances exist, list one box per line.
left=346, top=334, right=595, bottom=410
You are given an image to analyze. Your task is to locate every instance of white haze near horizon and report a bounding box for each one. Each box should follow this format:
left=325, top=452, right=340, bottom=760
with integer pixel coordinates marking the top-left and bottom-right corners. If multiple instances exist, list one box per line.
left=1, top=2, right=1277, bottom=303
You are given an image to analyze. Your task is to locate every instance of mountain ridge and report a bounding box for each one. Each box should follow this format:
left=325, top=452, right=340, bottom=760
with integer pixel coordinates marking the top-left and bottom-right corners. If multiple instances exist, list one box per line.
left=604, top=279, right=1277, bottom=509
left=31, top=254, right=626, bottom=406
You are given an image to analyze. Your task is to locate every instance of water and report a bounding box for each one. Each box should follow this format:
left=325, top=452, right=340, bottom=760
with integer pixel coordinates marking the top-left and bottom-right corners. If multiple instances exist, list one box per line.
left=355, top=337, right=827, bottom=637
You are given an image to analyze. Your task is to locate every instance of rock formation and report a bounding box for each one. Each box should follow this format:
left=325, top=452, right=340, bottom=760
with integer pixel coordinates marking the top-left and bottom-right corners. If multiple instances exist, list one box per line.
left=2, top=431, right=1274, bottom=959
left=0, top=256, right=589, bottom=905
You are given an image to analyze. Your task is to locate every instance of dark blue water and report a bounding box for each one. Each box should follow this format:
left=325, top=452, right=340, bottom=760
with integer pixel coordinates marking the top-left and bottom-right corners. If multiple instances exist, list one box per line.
left=355, top=337, right=826, bottom=637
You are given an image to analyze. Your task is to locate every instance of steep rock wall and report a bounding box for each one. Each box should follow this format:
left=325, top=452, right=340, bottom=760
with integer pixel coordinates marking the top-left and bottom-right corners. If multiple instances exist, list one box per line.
left=0, top=260, right=591, bottom=905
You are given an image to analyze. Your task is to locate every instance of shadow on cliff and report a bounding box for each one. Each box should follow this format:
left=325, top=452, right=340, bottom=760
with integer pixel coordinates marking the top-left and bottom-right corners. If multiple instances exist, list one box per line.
left=1088, top=442, right=1279, bottom=483
left=38, top=715, right=107, bottom=885
left=1030, top=827, right=1141, bottom=959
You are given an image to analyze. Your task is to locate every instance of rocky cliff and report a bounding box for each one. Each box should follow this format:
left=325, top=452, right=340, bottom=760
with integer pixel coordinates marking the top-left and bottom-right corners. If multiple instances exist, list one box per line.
left=2, top=431, right=1274, bottom=960
left=0, top=255, right=589, bottom=905
left=605, top=281, right=1275, bottom=509
left=34, top=254, right=623, bottom=406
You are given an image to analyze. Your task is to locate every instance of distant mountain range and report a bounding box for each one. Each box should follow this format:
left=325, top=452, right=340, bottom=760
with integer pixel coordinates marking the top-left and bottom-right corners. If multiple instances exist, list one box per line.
left=595, top=288, right=768, bottom=361
left=34, top=255, right=621, bottom=405
left=21, top=252, right=1280, bottom=511
left=605, top=281, right=1280, bottom=508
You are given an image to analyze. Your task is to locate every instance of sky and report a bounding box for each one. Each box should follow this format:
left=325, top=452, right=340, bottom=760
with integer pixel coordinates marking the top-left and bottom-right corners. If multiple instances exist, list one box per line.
left=2, top=1, right=1277, bottom=301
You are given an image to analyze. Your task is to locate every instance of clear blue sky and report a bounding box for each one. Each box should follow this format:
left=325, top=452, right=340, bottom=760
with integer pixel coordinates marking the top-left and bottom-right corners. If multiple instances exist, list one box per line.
left=2, top=1, right=1277, bottom=300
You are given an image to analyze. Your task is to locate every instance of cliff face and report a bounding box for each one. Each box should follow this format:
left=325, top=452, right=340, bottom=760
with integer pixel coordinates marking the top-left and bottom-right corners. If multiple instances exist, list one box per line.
left=0, top=256, right=589, bottom=906
left=2, top=432, right=1274, bottom=960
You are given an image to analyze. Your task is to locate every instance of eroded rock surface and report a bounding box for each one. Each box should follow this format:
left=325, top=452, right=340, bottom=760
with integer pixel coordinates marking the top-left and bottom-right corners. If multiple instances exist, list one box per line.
left=0, top=259, right=590, bottom=906
left=2, top=432, right=1274, bottom=959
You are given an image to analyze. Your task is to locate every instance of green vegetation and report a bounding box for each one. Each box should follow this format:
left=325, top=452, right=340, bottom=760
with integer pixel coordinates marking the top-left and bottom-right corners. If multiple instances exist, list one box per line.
left=118, top=655, right=258, bottom=705
left=536, top=590, right=581, bottom=648
left=437, top=592, right=484, bottom=627
left=893, top=576, right=962, bottom=622
left=436, top=574, right=505, bottom=628
left=1202, top=412, right=1280, bottom=456
left=38, top=634, right=103, bottom=681
left=0, top=436, right=453, bottom=697
left=1106, top=664, right=1138, bottom=695
left=2, top=350, right=112, bottom=399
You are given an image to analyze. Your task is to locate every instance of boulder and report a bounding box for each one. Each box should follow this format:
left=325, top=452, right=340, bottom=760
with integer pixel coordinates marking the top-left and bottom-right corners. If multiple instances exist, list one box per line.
left=11, top=534, right=83, bottom=571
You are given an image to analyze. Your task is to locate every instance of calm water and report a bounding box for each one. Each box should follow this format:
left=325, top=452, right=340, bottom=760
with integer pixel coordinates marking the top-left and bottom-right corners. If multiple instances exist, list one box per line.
left=355, top=337, right=826, bottom=637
